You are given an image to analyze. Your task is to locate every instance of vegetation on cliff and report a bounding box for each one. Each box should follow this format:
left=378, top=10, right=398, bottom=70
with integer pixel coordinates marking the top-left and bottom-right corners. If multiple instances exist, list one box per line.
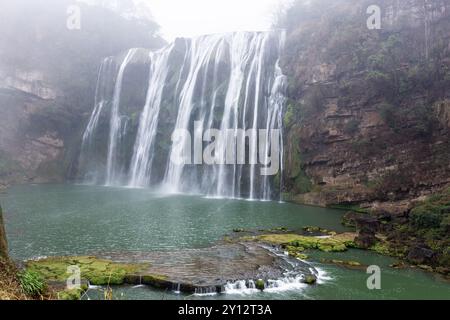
left=275, top=0, right=450, bottom=274
left=278, top=0, right=450, bottom=205
left=0, top=0, right=166, bottom=187
left=342, top=187, right=450, bottom=274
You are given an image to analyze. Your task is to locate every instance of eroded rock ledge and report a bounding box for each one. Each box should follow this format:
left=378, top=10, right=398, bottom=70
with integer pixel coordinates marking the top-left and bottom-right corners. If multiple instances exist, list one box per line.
left=26, top=242, right=319, bottom=299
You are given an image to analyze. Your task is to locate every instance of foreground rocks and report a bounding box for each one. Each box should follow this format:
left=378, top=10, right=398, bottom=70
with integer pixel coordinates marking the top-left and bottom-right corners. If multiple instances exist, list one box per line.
left=25, top=242, right=319, bottom=298
left=407, top=246, right=436, bottom=265
left=338, top=187, right=450, bottom=276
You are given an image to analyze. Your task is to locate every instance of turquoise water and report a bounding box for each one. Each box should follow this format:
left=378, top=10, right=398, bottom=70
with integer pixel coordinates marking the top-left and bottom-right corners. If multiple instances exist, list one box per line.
left=1, top=184, right=449, bottom=300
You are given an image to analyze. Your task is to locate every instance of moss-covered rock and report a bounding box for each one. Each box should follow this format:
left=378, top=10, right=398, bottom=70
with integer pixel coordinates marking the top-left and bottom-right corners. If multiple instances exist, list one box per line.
left=303, top=226, right=336, bottom=236
left=56, top=284, right=88, bottom=300
left=26, top=256, right=149, bottom=286
left=302, top=274, right=317, bottom=285
left=255, top=279, right=265, bottom=291
left=141, top=274, right=169, bottom=289
left=245, top=232, right=356, bottom=253
left=321, top=259, right=364, bottom=269
left=285, top=246, right=309, bottom=260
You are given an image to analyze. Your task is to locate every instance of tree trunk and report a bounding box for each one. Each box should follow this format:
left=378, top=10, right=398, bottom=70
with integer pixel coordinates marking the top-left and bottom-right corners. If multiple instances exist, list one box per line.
left=0, top=204, right=8, bottom=260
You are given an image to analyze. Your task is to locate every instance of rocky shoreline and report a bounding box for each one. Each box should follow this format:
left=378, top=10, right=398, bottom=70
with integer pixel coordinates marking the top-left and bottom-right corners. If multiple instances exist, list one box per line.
left=25, top=242, right=321, bottom=299
left=282, top=184, right=450, bottom=277
left=22, top=218, right=449, bottom=300
left=340, top=190, right=449, bottom=277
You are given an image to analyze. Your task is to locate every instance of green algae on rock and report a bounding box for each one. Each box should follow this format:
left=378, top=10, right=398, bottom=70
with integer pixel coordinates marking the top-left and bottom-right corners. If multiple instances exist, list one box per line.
left=56, top=284, right=89, bottom=300
left=302, top=274, right=317, bottom=285
left=255, top=279, right=265, bottom=291
left=245, top=233, right=357, bottom=253
left=26, top=256, right=150, bottom=286
left=320, top=259, right=365, bottom=270
left=285, top=245, right=309, bottom=260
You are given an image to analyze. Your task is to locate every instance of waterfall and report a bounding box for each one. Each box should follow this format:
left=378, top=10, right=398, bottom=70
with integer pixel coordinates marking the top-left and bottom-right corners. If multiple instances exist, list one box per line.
left=105, top=49, right=138, bottom=186
left=79, top=31, right=286, bottom=200
left=129, top=44, right=174, bottom=187
left=79, top=56, right=117, bottom=184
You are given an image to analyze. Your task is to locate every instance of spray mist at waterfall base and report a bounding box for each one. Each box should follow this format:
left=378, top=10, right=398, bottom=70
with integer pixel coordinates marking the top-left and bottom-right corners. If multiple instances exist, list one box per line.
left=79, top=31, right=286, bottom=201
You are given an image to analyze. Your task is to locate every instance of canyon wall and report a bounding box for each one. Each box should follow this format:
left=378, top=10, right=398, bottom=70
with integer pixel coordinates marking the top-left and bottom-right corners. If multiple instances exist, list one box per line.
left=0, top=0, right=164, bottom=189
left=1, top=0, right=449, bottom=211
left=281, top=0, right=450, bottom=212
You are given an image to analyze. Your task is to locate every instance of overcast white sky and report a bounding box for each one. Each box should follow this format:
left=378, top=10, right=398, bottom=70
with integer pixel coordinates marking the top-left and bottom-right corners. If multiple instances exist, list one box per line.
left=145, top=0, right=293, bottom=41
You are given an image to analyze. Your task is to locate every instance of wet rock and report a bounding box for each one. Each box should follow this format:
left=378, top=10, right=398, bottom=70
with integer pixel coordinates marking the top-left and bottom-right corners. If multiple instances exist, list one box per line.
left=303, top=226, right=335, bottom=235
left=342, top=211, right=359, bottom=228
left=256, top=232, right=355, bottom=253
left=390, top=261, right=408, bottom=269
left=435, top=267, right=450, bottom=276
left=407, top=245, right=436, bottom=265
left=355, top=233, right=378, bottom=249
left=97, top=243, right=316, bottom=294
left=353, top=215, right=379, bottom=249
left=302, top=274, right=317, bottom=285
left=418, top=265, right=434, bottom=272
left=355, top=215, right=379, bottom=234
left=255, top=279, right=265, bottom=291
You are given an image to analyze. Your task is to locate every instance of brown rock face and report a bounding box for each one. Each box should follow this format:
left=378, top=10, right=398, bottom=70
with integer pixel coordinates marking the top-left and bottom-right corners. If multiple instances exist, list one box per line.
left=354, top=216, right=379, bottom=249
left=281, top=0, right=450, bottom=208
left=0, top=88, right=68, bottom=186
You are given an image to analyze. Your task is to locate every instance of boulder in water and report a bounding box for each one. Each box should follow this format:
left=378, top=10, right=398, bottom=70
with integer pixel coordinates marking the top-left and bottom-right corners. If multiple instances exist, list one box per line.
left=302, top=274, right=317, bottom=285
left=255, top=279, right=265, bottom=291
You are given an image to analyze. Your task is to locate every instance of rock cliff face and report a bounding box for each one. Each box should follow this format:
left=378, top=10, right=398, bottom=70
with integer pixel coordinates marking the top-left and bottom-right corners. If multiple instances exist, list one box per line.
left=0, top=0, right=165, bottom=188
left=0, top=88, right=66, bottom=187
left=1, top=0, right=449, bottom=210
left=281, top=0, right=450, bottom=211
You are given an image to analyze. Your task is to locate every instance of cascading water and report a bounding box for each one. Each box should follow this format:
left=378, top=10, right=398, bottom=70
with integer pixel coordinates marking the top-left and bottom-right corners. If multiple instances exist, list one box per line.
left=78, top=56, right=117, bottom=184
left=128, top=44, right=174, bottom=187
left=79, top=31, right=286, bottom=200
left=105, top=49, right=139, bottom=186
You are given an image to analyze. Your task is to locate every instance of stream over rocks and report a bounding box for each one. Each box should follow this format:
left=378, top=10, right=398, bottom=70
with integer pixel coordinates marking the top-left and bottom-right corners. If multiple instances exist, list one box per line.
left=97, top=242, right=318, bottom=294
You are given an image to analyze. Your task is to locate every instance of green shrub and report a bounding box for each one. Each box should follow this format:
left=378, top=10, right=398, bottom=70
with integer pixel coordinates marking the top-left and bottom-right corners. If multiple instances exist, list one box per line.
left=440, top=214, right=450, bottom=231
left=410, top=210, right=442, bottom=229
left=294, top=170, right=313, bottom=194
left=410, top=188, right=450, bottom=230
left=284, top=103, right=296, bottom=127
left=18, top=270, right=46, bottom=297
